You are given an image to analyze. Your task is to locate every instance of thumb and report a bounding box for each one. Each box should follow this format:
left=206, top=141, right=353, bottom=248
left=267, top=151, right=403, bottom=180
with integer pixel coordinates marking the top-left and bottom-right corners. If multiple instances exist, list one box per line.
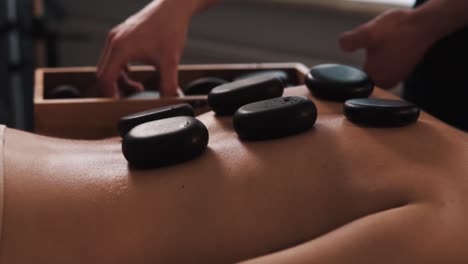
left=158, top=56, right=179, bottom=97
left=339, top=24, right=372, bottom=52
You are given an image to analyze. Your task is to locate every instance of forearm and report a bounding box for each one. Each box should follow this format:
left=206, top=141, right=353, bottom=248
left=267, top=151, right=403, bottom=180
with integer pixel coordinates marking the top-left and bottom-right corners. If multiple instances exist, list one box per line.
left=141, top=0, right=220, bottom=21
left=240, top=204, right=457, bottom=264
left=411, top=0, right=468, bottom=43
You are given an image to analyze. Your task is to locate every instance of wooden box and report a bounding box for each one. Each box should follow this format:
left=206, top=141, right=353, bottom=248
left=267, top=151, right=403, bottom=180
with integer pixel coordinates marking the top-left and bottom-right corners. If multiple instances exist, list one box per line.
left=34, top=63, right=309, bottom=139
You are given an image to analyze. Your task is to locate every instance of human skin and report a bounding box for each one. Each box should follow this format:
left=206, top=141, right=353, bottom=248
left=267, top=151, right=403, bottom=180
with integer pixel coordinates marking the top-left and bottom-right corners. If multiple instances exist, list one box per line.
left=339, top=0, right=468, bottom=89
left=99, top=0, right=468, bottom=95
left=1, top=87, right=468, bottom=263
left=97, top=0, right=220, bottom=98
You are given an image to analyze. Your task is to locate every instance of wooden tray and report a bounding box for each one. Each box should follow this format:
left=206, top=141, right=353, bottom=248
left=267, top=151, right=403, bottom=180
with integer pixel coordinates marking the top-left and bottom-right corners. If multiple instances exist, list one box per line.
left=34, top=63, right=309, bottom=139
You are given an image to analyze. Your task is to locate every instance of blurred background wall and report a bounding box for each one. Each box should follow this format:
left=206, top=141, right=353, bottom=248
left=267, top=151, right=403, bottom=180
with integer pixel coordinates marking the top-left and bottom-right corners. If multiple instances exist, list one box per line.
left=0, top=0, right=413, bottom=130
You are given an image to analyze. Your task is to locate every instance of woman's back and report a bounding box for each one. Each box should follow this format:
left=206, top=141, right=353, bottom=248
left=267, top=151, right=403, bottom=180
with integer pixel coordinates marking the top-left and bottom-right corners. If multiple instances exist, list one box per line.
left=2, top=87, right=468, bottom=263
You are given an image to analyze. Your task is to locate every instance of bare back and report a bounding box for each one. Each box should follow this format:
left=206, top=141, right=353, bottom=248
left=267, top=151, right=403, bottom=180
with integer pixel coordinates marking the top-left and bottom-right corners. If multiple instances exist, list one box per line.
left=2, top=87, right=468, bottom=263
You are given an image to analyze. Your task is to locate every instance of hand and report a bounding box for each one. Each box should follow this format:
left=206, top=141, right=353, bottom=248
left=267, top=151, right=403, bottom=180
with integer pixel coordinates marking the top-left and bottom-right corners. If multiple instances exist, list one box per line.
left=339, top=9, right=436, bottom=89
left=97, top=0, right=193, bottom=98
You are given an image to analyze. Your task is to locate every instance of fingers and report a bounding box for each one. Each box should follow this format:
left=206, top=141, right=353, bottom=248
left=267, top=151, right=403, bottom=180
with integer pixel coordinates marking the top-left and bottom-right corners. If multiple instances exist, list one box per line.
left=98, top=46, right=122, bottom=98
left=157, top=55, right=179, bottom=96
left=97, top=28, right=115, bottom=72
left=96, top=37, right=110, bottom=73
left=363, top=50, right=399, bottom=89
left=97, top=29, right=130, bottom=98
left=97, top=30, right=115, bottom=97
left=339, top=23, right=373, bottom=52
left=118, top=67, right=144, bottom=96
left=98, top=22, right=182, bottom=98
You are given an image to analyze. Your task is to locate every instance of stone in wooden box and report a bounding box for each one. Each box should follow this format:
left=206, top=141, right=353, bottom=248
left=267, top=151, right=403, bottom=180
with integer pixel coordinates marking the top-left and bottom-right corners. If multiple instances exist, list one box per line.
left=34, top=63, right=308, bottom=139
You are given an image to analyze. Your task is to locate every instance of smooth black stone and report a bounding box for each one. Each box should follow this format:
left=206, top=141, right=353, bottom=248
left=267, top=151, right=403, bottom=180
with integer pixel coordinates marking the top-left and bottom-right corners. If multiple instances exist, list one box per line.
left=117, top=103, right=194, bottom=137
left=233, top=96, right=317, bottom=140
left=305, top=64, right=374, bottom=101
left=344, top=98, right=420, bottom=127
left=234, top=70, right=291, bottom=85
left=46, top=85, right=81, bottom=99
left=122, top=116, right=209, bottom=168
left=208, top=75, right=285, bottom=115
left=184, top=77, right=228, bottom=95
left=127, top=91, right=160, bottom=99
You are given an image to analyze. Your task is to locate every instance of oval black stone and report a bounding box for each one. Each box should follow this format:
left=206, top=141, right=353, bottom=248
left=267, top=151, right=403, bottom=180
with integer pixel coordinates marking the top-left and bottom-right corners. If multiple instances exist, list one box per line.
left=122, top=116, right=209, bottom=168
left=233, top=96, right=317, bottom=140
left=305, top=64, right=374, bottom=101
left=344, top=98, right=420, bottom=127
left=117, top=104, right=194, bottom=137
left=234, top=70, right=291, bottom=86
left=184, top=77, right=228, bottom=95
left=46, top=85, right=81, bottom=99
left=208, top=75, right=284, bottom=115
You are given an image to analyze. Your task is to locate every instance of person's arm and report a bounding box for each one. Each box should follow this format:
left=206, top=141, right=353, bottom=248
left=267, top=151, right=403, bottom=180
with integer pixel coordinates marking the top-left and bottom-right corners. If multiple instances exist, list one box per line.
left=414, top=0, right=468, bottom=41
left=97, top=0, right=220, bottom=98
left=339, top=0, right=468, bottom=89
left=240, top=204, right=461, bottom=264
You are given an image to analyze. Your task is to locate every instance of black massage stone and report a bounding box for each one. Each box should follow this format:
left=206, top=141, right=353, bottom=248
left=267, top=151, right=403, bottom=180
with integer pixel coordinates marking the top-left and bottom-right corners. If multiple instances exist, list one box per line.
left=46, top=85, right=81, bottom=99
left=233, top=96, right=317, bottom=140
left=118, top=103, right=194, bottom=137
left=127, top=91, right=160, bottom=99
left=184, top=77, right=228, bottom=95
left=208, top=75, right=284, bottom=115
left=122, top=116, right=209, bottom=168
left=305, top=64, right=374, bottom=101
left=234, top=70, right=290, bottom=85
left=344, top=98, right=420, bottom=127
